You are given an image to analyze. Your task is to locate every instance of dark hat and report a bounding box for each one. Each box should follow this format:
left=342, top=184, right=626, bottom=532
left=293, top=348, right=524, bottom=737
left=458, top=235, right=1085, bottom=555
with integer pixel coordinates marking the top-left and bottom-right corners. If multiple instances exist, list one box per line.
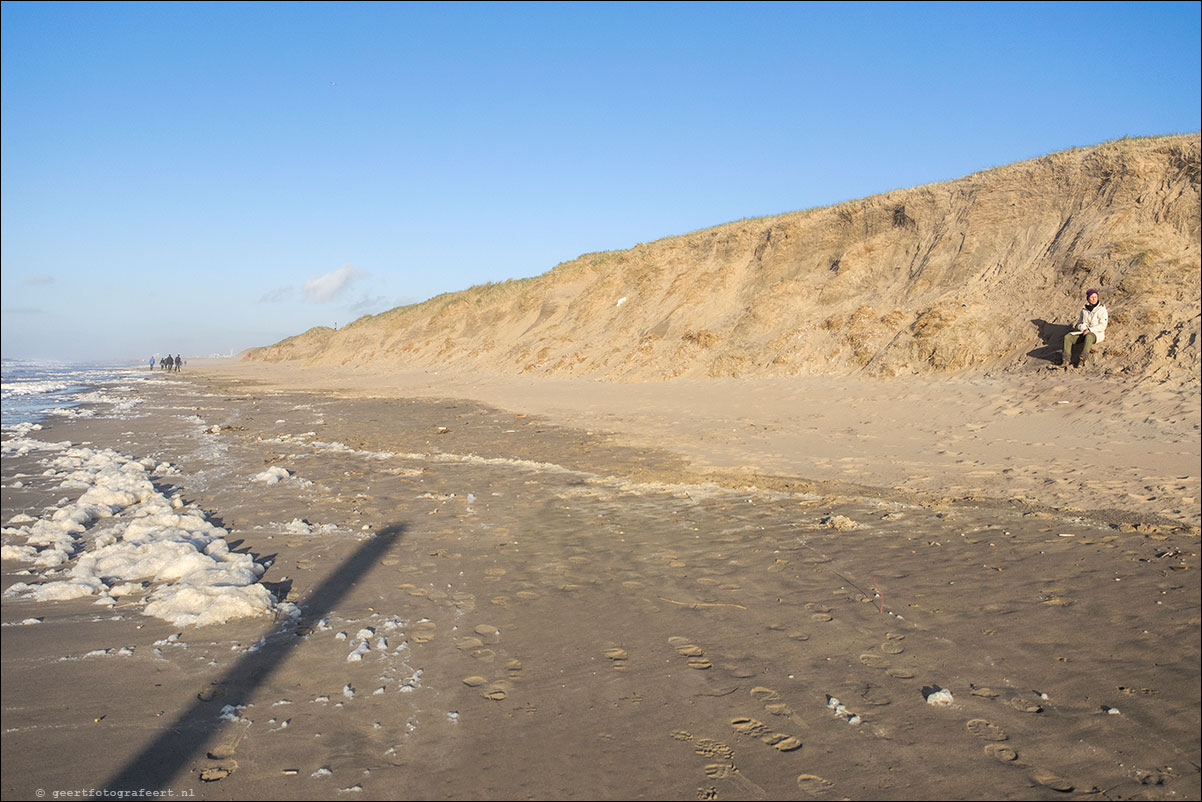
left=1086, top=288, right=1099, bottom=297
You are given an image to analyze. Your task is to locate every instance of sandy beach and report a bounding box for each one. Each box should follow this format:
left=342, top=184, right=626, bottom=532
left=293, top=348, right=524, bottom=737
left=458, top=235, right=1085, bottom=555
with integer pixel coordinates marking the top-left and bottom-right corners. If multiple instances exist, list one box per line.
left=2, top=364, right=1199, bottom=800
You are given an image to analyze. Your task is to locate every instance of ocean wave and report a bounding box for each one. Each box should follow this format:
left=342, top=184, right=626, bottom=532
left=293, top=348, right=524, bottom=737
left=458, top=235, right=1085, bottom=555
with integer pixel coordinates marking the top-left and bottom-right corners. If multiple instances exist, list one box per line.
left=1, top=362, right=150, bottom=427
left=1, top=380, right=73, bottom=398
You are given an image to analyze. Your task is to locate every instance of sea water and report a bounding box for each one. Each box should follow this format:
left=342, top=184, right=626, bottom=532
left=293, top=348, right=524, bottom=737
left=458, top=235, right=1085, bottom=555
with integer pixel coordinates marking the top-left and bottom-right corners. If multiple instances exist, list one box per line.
left=1, top=359, right=159, bottom=429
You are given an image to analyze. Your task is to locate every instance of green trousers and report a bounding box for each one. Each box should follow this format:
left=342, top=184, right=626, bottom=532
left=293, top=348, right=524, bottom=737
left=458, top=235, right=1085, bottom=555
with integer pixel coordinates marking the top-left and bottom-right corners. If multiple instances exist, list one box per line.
left=1063, top=331, right=1097, bottom=363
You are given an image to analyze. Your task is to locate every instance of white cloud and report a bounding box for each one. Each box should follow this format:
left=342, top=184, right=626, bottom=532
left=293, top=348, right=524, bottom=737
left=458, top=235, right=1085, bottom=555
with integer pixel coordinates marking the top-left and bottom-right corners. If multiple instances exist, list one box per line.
left=303, top=263, right=367, bottom=303
left=24, top=274, right=54, bottom=286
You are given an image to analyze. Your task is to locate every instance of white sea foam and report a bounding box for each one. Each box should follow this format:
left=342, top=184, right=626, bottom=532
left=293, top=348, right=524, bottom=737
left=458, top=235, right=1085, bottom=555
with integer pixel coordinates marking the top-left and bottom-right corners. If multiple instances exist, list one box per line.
left=826, top=695, right=862, bottom=725
left=1, top=435, right=283, bottom=627
left=68, top=389, right=145, bottom=417
left=2, top=433, right=69, bottom=458
left=250, top=466, right=311, bottom=487
left=275, top=518, right=339, bottom=535
left=1, top=380, right=73, bottom=398
left=926, top=688, right=955, bottom=707
left=347, top=640, right=371, bottom=662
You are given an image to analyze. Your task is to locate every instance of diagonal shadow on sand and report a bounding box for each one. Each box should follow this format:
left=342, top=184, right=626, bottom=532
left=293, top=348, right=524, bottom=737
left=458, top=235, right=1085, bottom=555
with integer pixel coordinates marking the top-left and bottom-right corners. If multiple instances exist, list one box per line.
left=103, top=524, right=405, bottom=792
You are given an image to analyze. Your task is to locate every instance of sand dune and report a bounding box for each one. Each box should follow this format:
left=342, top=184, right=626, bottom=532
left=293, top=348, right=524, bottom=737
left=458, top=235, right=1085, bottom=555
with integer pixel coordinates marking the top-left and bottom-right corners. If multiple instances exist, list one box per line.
left=247, top=134, right=1200, bottom=386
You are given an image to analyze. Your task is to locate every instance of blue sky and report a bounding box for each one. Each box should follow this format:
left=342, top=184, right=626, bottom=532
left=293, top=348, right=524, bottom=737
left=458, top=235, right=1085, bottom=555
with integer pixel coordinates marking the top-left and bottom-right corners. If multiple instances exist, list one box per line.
left=3, top=1, right=1199, bottom=362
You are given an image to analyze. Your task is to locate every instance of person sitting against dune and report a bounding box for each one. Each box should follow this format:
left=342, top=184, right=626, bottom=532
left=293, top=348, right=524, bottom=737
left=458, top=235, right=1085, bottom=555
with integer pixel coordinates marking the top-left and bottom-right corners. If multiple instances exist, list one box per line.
left=1062, top=288, right=1108, bottom=369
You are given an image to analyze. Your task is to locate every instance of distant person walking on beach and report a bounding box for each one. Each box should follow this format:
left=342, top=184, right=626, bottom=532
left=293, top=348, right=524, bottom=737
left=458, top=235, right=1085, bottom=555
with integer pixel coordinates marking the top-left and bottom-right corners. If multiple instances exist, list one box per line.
left=149, top=356, right=155, bottom=371
left=175, top=355, right=183, bottom=372
left=1062, top=288, right=1108, bottom=369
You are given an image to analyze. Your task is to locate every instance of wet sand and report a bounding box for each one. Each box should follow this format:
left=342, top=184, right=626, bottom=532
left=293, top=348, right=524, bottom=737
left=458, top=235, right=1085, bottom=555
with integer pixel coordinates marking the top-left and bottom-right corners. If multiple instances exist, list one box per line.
left=2, top=369, right=1199, bottom=800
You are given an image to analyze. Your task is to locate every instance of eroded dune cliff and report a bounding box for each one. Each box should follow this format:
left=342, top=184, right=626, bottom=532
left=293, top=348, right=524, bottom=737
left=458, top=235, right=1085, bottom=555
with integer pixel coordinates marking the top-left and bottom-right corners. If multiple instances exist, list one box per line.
left=247, top=134, right=1200, bottom=383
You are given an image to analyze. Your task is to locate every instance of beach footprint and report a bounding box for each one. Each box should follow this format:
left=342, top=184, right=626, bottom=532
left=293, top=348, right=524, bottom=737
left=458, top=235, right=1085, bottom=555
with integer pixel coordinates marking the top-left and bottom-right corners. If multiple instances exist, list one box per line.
left=859, top=653, right=891, bottom=669
left=603, top=647, right=630, bottom=670
left=673, top=731, right=765, bottom=798
left=749, top=686, right=781, bottom=703
left=880, top=636, right=904, bottom=655
left=703, top=763, right=735, bottom=780
left=764, top=700, right=798, bottom=718
left=668, top=636, right=712, bottom=670
left=694, top=738, right=735, bottom=761
left=720, top=660, right=757, bottom=679
left=199, top=759, right=238, bottom=782
left=966, top=718, right=1008, bottom=741
left=1031, top=769, right=1074, bottom=792
left=729, top=717, right=802, bottom=752
left=804, top=602, right=833, bottom=622
left=481, top=681, right=509, bottom=701
left=985, top=743, right=1020, bottom=764
left=750, top=686, right=805, bottom=725
left=411, top=620, right=437, bottom=643
left=455, top=636, right=485, bottom=653
left=464, top=676, right=509, bottom=700
left=472, top=622, right=501, bottom=643
left=843, top=681, right=892, bottom=707
left=795, top=773, right=835, bottom=796
left=1008, top=696, right=1044, bottom=714
left=964, top=717, right=1024, bottom=766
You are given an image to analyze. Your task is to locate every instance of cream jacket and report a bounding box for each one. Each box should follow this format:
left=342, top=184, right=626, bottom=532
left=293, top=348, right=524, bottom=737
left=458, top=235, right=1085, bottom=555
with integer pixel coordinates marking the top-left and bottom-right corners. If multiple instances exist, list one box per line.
left=1075, top=304, right=1108, bottom=343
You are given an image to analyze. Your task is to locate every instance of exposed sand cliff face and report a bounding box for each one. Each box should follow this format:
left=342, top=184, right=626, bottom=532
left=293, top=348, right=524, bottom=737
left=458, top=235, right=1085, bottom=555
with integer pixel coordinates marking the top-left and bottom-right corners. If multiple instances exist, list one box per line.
left=247, top=135, right=1201, bottom=383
